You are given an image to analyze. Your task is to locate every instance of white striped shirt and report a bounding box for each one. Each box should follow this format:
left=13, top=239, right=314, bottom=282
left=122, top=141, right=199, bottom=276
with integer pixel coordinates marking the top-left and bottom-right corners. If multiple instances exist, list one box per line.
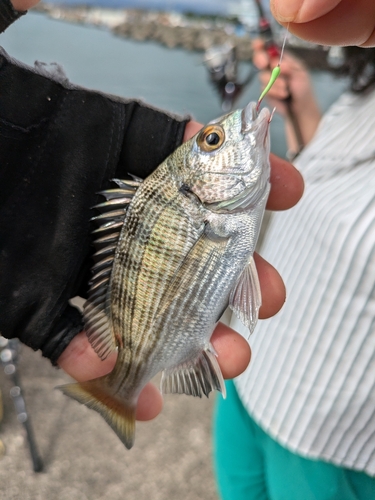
left=232, top=89, right=375, bottom=476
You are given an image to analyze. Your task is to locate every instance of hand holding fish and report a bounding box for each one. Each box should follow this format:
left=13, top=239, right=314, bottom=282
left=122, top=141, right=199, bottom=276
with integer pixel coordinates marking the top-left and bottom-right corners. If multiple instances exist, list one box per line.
left=271, top=0, right=375, bottom=47
left=58, top=111, right=304, bottom=444
left=58, top=323, right=252, bottom=421
left=58, top=248, right=295, bottom=422
left=1, top=8, right=302, bottom=450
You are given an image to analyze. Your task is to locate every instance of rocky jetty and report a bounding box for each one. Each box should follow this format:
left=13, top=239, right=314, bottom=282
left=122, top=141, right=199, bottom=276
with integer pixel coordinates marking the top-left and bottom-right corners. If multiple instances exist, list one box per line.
left=33, top=4, right=330, bottom=69
left=33, top=5, right=255, bottom=59
left=112, top=10, right=254, bottom=60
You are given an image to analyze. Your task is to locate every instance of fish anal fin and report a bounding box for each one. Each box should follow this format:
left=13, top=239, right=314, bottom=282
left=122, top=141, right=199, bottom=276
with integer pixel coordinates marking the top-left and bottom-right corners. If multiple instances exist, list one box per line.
left=229, top=255, right=261, bottom=336
left=58, top=379, right=136, bottom=449
left=161, top=345, right=226, bottom=399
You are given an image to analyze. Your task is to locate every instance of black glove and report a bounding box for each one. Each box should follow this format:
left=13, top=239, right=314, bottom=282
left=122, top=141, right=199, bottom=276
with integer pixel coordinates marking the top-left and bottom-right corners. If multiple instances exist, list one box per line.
left=0, top=47, right=189, bottom=364
left=0, top=0, right=25, bottom=33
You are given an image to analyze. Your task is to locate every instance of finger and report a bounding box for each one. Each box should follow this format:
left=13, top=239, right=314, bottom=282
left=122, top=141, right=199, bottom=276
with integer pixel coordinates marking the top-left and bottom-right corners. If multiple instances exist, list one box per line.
left=211, top=322, right=251, bottom=379
left=58, top=326, right=252, bottom=415
left=183, top=120, right=202, bottom=141
left=11, top=0, right=40, bottom=9
left=184, top=126, right=304, bottom=212
left=259, top=76, right=290, bottom=100
left=58, top=331, right=117, bottom=381
left=259, top=71, right=273, bottom=86
left=211, top=252, right=287, bottom=378
left=253, top=49, right=271, bottom=71
left=128, top=322, right=255, bottom=416
left=136, top=383, right=163, bottom=421
left=57, top=332, right=163, bottom=421
left=255, top=252, right=286, bottom=318
left=270, top=86, right=290, bottom=101
left=58, top=256, right=286, bottom=413
left=271, top=0, right=375, bottom=47
left=252, top=38, right=266, bottom=52
left=271, top=0, right=342, bottom=23
left=267, top=153, right=304, bottom=211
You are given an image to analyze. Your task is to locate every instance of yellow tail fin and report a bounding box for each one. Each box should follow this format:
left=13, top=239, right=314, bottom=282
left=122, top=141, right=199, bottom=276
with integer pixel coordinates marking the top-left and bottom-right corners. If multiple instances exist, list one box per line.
left=58, top=378, right=136, bottom=449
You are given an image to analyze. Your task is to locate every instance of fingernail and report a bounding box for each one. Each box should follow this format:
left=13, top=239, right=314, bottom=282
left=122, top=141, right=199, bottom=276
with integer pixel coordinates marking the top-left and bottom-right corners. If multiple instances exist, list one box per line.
left=271, top=0, right=304, bottom=22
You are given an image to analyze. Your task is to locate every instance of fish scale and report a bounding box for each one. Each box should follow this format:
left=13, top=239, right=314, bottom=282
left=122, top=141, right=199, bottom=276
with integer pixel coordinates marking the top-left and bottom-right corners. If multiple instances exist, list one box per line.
left=59, top=102, right=272, bottom=449
left=114, top=173, right=200, bottom=350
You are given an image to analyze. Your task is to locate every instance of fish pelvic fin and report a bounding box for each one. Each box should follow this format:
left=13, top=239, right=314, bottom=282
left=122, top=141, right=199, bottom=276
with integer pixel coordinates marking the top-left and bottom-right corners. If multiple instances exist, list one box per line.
left=58, top=378, right=136, bottom=449
left=229, top=255, right=262, bottom=336
left=161, top=345, right=226, bottom=399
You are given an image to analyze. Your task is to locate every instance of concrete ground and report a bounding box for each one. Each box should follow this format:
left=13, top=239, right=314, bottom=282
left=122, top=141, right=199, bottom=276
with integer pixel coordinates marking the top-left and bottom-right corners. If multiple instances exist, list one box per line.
left=0, top=341, right=219, bottom=500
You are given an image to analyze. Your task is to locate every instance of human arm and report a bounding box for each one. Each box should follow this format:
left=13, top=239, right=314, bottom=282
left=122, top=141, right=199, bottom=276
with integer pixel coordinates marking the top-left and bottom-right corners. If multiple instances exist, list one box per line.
left=0, top=46, right=191, bottom=363
left=271, top=0, right=375, bottom=47
left=253, top=40, right=321, bottom=154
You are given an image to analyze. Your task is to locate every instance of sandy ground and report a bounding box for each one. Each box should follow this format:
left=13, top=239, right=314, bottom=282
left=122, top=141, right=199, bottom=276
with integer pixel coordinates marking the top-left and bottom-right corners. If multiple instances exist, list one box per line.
left=0, top=343, right=219, bottom=500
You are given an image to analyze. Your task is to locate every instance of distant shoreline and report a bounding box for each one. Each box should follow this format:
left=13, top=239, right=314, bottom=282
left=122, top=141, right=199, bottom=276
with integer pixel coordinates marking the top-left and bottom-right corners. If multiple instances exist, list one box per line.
left=32, top=3, right=331, bottom=69
left=33, top=4, right=254, bottom=59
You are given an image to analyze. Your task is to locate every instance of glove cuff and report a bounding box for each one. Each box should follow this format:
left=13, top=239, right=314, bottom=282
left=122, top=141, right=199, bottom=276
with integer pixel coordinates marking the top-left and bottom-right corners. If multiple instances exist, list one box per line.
left=41, top=305, right=84, bottom=365
left=0, top=0, right=26, bottom=33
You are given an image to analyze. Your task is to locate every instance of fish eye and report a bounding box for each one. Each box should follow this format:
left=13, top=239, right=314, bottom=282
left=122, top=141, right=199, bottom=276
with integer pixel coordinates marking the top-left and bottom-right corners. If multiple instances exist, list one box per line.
left=197, top=125, right=225, bottom=152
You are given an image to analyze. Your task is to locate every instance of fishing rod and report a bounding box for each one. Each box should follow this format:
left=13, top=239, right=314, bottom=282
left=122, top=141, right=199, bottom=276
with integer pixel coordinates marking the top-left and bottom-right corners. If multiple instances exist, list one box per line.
left=254, top=0, right=305, bottom=157
left=0, top=336, right=43, bottom=472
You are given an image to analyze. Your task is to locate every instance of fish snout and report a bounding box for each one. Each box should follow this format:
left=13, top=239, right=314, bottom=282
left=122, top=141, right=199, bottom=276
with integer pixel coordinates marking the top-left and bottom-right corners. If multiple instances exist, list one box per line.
left=241, top=102, right=271, bottom=145
left=241, top=102, right=258, bottom=131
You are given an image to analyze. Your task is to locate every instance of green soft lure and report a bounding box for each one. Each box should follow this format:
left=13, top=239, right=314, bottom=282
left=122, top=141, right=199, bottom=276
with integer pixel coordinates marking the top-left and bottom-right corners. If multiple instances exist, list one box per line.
left=256, top=65, right=281, bottom=112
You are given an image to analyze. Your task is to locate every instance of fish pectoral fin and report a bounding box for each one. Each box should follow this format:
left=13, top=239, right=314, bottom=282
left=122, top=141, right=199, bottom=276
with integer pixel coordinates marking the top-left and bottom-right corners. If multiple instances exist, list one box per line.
left=160, top=345, right=226, bottom=399
left=229, top=255, right=261, bottom=336
left=154, top=232, right=229, bottom=322
left=58, top=378, right=136, bottom=449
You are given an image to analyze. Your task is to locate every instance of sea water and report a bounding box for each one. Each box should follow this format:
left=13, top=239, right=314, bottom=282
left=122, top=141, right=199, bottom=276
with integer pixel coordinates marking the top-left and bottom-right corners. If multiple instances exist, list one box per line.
left=0, top=11, right=347, bottom=157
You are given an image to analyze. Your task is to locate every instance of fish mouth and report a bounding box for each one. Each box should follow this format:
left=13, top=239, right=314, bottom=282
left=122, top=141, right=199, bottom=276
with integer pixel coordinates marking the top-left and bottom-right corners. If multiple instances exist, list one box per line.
left=241, top=102, right=270, bottom=141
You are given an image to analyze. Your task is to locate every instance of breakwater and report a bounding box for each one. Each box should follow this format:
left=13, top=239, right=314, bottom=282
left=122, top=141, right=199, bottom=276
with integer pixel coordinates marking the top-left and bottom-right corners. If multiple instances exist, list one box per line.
left=33, top=4, right=329, bottom=68
left=113, top=10, right=254, bottom=60
left=34, top=5, right=254, bottom=59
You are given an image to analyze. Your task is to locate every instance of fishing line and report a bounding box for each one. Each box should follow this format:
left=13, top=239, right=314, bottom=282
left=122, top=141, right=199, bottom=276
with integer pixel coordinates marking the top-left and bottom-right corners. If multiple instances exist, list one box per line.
left=256, top=23, right=290, bottom=113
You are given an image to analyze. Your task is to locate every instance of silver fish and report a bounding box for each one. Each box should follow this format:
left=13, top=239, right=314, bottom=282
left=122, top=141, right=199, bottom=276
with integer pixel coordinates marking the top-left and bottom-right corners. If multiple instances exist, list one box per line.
left=60, top=102, right=271, bottom=449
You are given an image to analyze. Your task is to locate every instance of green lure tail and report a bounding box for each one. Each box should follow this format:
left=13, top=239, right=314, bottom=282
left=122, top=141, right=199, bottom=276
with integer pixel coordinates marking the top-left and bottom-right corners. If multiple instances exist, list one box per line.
left=256, top=24, right=289, bottom=113
left=256, top=65, right=281, bottom=112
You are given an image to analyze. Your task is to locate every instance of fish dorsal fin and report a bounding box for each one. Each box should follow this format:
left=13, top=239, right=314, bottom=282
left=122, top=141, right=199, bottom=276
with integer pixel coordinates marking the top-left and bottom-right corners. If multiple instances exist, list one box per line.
left=84, top=177, right=142, bottom=360
left=229, top=255, right=261, bottom=336
left=160, top=345, right=226, bottom=399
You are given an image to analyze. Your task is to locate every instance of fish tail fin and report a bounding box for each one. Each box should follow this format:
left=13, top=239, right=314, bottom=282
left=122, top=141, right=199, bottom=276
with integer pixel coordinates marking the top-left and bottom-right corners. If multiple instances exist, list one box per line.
left=58, top=378, right=136, bottom=449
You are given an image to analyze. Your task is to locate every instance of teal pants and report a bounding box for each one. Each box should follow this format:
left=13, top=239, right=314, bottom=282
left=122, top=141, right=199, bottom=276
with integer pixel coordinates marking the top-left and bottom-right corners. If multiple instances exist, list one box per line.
left=214, top=381, right=375, bottom=500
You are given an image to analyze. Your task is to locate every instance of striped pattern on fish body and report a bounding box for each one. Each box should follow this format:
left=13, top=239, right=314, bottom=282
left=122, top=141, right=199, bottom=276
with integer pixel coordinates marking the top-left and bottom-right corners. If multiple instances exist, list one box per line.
left=108, top=163, right=206, bottom=397
left=59, top=102, right=272, bottom=449
left=148, top=200, right=268, bottom=363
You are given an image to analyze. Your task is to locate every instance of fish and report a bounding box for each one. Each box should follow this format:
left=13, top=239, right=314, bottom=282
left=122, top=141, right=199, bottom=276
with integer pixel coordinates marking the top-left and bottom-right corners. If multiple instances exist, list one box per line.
left=59, top=101, right=271, bottom=449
